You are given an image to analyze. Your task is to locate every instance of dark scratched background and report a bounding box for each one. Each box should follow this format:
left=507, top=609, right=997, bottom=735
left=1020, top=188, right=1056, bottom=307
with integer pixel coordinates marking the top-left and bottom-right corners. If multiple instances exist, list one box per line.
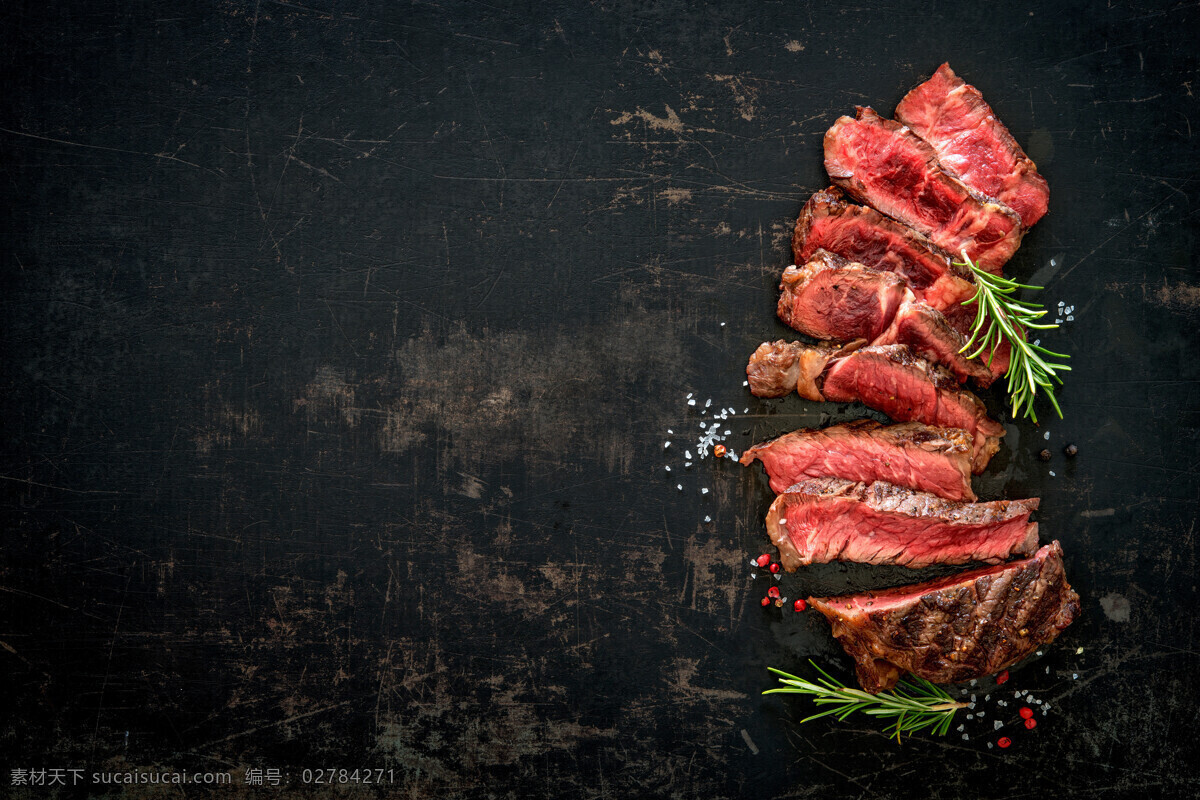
left=2, top=1, right=1199, bottom=797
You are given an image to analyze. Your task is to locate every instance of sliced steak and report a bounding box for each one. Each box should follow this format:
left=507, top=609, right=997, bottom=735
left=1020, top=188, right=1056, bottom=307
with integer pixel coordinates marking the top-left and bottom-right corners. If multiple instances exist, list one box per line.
left=896, top=63, right=1049, bottom=228
left=792, top=187, right=977, bottom=314
left=824, top=107, right=1024, bottom=272
left=766, top=477, right=1037, bottom=571
left=777, top=249, right=908, bottom=341
left=739, top=420, right=976, bottom=501
left=876, top=300, right=1004, bottom=386
left=820, top=345, right=1004, bottom=472
left=745, top=339, right=864, bottom=401
left=808, top=541, right=1080, bottom=692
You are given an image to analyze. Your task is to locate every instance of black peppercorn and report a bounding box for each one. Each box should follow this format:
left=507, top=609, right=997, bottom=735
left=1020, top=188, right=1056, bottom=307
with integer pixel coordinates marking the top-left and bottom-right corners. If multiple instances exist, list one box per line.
left=1064, top=444, right=1078, bottom=457
left=1038, top=449, right=1052, bottom=462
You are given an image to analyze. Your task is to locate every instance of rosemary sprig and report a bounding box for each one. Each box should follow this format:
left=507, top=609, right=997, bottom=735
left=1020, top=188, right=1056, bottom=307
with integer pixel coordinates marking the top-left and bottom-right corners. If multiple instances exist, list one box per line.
left=956, top=252, right=1071, bottom=423
left=764, top=660, right=967, bottom=742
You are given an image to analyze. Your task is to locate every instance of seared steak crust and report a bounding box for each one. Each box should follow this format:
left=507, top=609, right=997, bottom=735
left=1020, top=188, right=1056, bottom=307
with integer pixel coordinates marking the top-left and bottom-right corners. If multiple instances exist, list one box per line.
left=896, top=63, right=1049, bottom=228
left=824, top=108, right=1024, bottom=272
left=766, top=477, right=1038, bottom=571
left=739, top=420, right=976, bottom=501
left=808, top=542, right=1080, bottom=692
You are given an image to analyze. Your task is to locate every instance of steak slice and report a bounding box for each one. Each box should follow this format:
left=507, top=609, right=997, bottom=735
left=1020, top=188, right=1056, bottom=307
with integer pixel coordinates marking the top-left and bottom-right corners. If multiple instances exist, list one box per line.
left=777, top=251, right=1001, bottom=386
left=875, top=300, right=1004, bottom=386
left=824, top=107, right=1024, bottom=272
left=896, top=63, right=1049, bottom=228
left=777, top=249, right=908, bottom=341
left=792, top=187, right=977, bottom=315
left=739, top=420, right=976, bottom=501
left=820, top=345, right=1004, bottom=473
left=766, top=477, right=1038, bottom=571
left=745, top=339, right=863, bottom=401
left=808, top=541, right=1080, bottom=693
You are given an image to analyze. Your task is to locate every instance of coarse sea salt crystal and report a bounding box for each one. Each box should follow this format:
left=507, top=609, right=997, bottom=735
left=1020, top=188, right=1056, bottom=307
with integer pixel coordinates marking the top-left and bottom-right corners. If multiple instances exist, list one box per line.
left=688, top=399, right=696, bottom=406
left=1044, top=431, right=1050, bottom=440
left=664, top=441, right=671, bottom=449
left=668, top=428, right=673, bottom=434
left=704, top=515, right=711, bottom=522
left=994, top=720, right=1003, bottom=731
left=720, top=322, right=726, bottom=327
left=701, top=488, right=709, bottom=495
left=1067, top=315, right=1074, bottom=322
left=684, top=450, right=692, bottom=459
left=962, top=734, right=969, bottom=741
left=665, top=466, right=671, bottom=472
left=705, top=399, right=712, bottom=408
left=1049, top=470, right=1056, bottom=477
left=743, top=381, right=748, bottom=387
left=676, top=484, right=683, bottom=491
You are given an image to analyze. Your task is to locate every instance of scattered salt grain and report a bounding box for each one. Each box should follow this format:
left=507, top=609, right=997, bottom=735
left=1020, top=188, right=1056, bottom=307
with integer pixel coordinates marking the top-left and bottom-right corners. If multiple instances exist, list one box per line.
left=665, top=466, right=671, bottom=472
left=724, top=430, right=732, bottom=436
left=667, top=429, right=674, bottom=434
left=977, top=711, right=986, bottom=718
left=1055, top=318, right=1063, bottom=324
left=676, top=484, right=683, bottom=491
left=704, top=515, right=711, bottom=522
left=1044, top=703, right=1051, bottom=711
left=1072, top=673, right=1078, bottom=680
left=984, top=694, right=990, bottom=701
left=1044, top=432, right=1050, bottom=440
left=743, top=408, right=749, bottom=413
left=1057, top=300, right=1064, bottom=308
left=1036, top=650, right=1043, bottom=656
left=971, top=694, right=976, bottom=703
left=994, top=720, right=1003, bottom=731
left=961, top=689, right=968, bottom=696
left=743, top=381, right=748, bottom=387
left=1014, top=691, right=1022, bottom=699
left=970, top=679, right=977, bottom=686
left=1050, top=258, right=1057, bottom=267
left=1049, top=471, right=1056, bottom=477
left=1066, top=315, right=1074, bottom=322
left=685, top=462, right=692, bottom=467
left=705, top=399, right=712, bottom=408
left=750, top=572, right=756, bottom=579
left=701, top=488, right=709, bottom=495
left=684, top=450, right=692, bottom=459
left=962, top=734, right=970, bottom=741
left=687, top=393, right=693, bottom=399
left=968, top=703, right=976, bottom=710
left=664, top=442, right=671, bottom=449
left=1046, top=666, right=1050, bottom=674
left=688, top=399, right=696, bottom=406
left=957, top=724, right=965, bottom=732
left=1076, top=647, right=1084, bottom=654
left=728, top=408, right=736, bottom=415
left=966, top=714, right=973, bottom=720
left=720, top=322, right=726, bottom=327
left=988, top=742, right=994, bottom=750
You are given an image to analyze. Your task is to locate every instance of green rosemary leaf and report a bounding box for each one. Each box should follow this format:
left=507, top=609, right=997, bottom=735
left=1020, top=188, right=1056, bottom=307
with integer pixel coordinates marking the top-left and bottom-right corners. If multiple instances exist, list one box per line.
left=956, top=252, right=1071, bottom=422
left=764, top=660, right=967, bottom=740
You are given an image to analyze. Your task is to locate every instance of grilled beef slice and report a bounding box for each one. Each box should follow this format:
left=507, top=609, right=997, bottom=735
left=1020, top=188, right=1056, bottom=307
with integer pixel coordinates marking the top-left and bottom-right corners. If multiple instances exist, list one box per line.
left=820, top=345, right=1004, bottom=473
left=896, top=63, right=1049, bottom=228
left=808, top=541, right=1080, bottom=693
left=766, top=477, right=1037, bottom=571
left=739, top=420, right=976, bottom=501
left=745, top=339, right=864, bottom=401
left=777, top=250, right=908, bottom=341
left=792, top=187, right=977, bottom=315
left=875, top=300, right=1005, bottom=386
left=824, top=108, right=1024, bottom=272
left=777, top=253, right=1003, bottom=386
